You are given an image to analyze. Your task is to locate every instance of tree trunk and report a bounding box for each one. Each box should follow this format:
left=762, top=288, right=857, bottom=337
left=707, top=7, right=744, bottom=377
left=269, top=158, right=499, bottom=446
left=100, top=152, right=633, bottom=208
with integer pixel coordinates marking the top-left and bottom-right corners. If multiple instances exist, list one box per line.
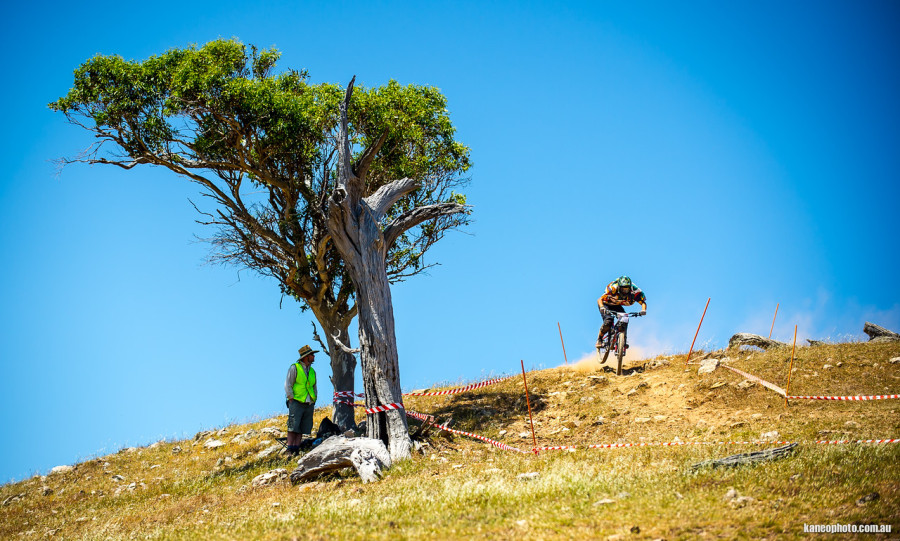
left=727, top=333, right=791, bottom=350
left=325, top=207, right=411, bottom=460
left=352, top=252, right=411, bottom=460
left=289, top=436, right=391, bottom=484
left=863, top=322, right=900, bottom=343
left=322, top=79, right=417, bottom=462
left=325, top=323, right=357, bottom=431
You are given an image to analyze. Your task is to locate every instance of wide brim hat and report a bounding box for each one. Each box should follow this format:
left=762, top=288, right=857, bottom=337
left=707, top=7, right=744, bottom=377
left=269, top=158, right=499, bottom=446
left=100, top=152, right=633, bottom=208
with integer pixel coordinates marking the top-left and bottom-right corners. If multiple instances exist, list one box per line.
left=298, top=345, right=319, bottom=359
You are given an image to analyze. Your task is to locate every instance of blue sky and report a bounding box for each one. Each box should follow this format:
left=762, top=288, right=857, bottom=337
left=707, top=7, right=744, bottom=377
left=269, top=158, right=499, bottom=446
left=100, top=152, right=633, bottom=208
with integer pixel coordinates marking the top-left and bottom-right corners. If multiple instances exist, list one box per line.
left=1, top=1, right=898, bottom=484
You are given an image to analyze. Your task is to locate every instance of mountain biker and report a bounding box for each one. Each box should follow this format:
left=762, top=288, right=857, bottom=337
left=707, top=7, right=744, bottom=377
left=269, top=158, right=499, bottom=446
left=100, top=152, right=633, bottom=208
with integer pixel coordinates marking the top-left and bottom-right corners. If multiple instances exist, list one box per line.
left=596, top=276, right=647, bottom=351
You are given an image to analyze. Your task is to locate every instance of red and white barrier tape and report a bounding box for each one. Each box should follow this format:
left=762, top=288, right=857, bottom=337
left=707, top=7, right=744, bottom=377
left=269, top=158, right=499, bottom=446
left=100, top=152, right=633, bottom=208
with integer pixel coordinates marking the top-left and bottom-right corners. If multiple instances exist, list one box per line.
left=533, top=439, right=899, bottom=451
left=334, top=400, right=366, bottom=408
left=365, top=403, right=405, bottom=415
left=405, top=409, right=524, bottom=453
left=815, top=439, right=899, bottom=444
left=402, top=375, right=518, bottom=396
left=787, top=394, right=900, bottom=401
left=334, top=391, right=365, bottom=399
left=718, top=364, right=898, bottom=402
left=333, top=374, right=518, bottom=403
left=720, top=364, right=786, bottom=396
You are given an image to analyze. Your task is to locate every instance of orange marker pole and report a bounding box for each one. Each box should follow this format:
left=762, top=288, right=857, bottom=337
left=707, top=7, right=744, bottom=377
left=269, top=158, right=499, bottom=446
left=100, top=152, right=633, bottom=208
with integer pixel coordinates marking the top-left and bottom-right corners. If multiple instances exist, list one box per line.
left=557, top=322, right=569, bottom=365
left=521, top=360, right=538, bottom=453
left=685, top=297, right=711, bottom=366
left=768, top=303, right=779, bottom=339
left=784, top=325, right=798, bottom=407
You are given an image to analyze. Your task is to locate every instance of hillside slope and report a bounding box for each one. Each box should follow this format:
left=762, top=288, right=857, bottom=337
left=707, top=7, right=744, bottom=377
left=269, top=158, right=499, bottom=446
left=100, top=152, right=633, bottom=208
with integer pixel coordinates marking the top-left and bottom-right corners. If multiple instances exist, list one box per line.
left=3, top=341, right=899, bottom=539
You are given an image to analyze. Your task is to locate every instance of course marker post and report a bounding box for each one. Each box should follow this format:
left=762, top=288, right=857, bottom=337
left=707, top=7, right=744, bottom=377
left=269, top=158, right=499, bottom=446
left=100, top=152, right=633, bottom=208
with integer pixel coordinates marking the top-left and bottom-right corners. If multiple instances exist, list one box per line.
left=685, top=298, right=711, bottom=366
left=768, top=303, right=779, bottom=339
left=785, top=325, right=798, bottom=407
left=557, top=322, right=569, bottom=365
left=521, top=360, right=538, bottom=453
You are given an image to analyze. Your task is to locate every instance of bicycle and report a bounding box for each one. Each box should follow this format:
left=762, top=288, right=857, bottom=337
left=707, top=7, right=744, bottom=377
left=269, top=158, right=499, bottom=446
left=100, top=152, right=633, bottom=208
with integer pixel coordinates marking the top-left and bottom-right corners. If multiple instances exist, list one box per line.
left=597, top=310, right=644, bottom=376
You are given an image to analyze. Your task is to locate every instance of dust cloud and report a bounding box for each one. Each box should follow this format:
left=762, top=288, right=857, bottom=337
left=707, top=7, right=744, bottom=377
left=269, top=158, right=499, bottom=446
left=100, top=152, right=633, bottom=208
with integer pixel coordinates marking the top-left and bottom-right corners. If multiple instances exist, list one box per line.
left=564, top=344, right=648, bottom=373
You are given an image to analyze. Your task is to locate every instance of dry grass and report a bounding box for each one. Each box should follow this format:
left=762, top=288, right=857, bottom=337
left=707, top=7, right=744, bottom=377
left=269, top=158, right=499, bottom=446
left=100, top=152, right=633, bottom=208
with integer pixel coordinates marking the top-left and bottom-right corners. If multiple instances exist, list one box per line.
left=2, top=341, right=899, bottom=540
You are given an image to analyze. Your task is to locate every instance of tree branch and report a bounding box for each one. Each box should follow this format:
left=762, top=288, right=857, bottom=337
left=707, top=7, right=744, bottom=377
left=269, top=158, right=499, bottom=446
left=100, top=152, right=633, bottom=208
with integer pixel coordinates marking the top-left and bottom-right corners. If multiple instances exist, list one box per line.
left=383, top=202, right=468, bottom=250
left=336, top=76, right=361, bottom=208
left=353, top=130, right=389, bottom=181
left=332, top=332, right=360, bottom=355
left=310, top=321, right=331, bottom=356
left=363, top=177, right=417, bottom=221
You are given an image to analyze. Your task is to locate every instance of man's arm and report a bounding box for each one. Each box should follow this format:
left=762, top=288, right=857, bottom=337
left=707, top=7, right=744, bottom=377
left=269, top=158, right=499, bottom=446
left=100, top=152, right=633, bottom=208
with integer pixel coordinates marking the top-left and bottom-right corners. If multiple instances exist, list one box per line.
left=635, top=289, right=647, bottom=314
left=285, top=364, right=297, bottom=401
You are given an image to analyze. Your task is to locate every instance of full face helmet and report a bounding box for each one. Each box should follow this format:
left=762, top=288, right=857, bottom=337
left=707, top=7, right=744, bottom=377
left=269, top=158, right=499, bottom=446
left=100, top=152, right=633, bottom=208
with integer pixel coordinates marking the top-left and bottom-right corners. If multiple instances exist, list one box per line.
left=617, top=276, right=632, bottom=294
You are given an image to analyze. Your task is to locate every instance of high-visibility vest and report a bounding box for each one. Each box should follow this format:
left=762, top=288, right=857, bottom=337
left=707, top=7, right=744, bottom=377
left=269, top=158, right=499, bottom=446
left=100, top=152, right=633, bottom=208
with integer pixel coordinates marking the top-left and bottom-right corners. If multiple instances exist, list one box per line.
left=292, top=363, right=316, bottom=403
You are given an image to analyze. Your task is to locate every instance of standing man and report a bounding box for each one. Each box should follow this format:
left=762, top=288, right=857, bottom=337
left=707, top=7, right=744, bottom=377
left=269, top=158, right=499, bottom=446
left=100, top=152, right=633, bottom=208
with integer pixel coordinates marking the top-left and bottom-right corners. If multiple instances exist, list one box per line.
left=284, top=345, right=318, bottom=456
left=596, top=276, right=647, bottom=354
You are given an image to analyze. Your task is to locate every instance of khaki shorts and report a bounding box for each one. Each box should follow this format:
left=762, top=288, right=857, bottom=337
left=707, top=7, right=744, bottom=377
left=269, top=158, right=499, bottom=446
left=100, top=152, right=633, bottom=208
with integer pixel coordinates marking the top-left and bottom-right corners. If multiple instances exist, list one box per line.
left=287, top=400, right=315, bottom=435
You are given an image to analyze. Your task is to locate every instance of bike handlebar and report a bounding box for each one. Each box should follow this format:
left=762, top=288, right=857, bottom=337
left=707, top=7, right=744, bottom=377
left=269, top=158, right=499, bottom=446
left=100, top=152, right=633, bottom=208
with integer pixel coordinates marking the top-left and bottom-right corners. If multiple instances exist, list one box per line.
left=601, top=309, right=645, bottom=317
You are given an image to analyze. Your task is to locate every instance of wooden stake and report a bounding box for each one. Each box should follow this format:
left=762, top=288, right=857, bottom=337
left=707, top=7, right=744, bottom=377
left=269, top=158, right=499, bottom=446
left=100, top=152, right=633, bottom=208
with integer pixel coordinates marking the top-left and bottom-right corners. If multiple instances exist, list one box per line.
left=557, top=322, right=569, bottom=365
left=521, top=360, right=538, bottom=453
left=685, top=298, right=711, bottom=366
left=768, top=303, right=779, bottom=339
left=784, top=325, right=798, bottom=407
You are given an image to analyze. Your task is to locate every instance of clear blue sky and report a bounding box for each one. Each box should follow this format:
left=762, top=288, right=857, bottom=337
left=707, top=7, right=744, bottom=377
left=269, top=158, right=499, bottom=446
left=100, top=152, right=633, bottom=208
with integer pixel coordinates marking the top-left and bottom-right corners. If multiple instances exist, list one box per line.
left=2, top=1, right=898, bottom=484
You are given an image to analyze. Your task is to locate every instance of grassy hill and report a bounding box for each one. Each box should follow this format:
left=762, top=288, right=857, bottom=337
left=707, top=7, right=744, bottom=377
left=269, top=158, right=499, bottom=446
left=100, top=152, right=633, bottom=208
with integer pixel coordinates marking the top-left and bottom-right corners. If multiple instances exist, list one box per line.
left=3, top=341, right=899, bottom=539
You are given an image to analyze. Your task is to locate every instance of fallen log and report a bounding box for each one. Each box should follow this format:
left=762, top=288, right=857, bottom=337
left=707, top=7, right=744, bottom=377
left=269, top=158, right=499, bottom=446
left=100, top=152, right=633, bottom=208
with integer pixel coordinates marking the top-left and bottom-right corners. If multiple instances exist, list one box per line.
left=691, top=443, right=797, bottom=471
left=863, top=322, right=900, bottom=344
left=289, top=436, right=391, bottom=484
left=727, top=333, right=791, bottom=350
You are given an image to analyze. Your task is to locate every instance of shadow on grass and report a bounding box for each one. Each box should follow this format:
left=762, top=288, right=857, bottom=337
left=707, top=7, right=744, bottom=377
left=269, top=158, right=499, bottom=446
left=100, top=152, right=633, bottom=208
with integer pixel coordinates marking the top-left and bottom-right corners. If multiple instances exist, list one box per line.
left=409, top=390, right=545, bottom=435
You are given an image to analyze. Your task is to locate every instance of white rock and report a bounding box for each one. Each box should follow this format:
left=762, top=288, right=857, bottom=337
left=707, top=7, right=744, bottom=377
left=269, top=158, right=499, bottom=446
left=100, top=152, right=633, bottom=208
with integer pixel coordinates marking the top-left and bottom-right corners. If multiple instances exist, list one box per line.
left=111, top=475, right=125, bottom=481
left=256, top=444, right=283, bottom=459
left=761, top=431, right=779, bottom=440
left=517, top=472, right=540, bottom=481
left=823, top=364, right=833, bottom=369
left=634, top=417, right=652, bottom=423
left=594, top=498, right=616, bottom=505
left=518, top=432, right=530, bottom=438
left=251, top=469, right=288, bottom=487
left=723, top=487, right=739, bottom=501
left=498, top=430, right=508, bottom=437
left=729, top=496, right=755, bottom=508
left=890, top=357, right=900, bottom=364
left=261, top=427, right=285, bottom=437
left=50, top=465, right=73, bottom=475
left=737, top=380, right=755, bottom=390
left=698, top=358, right=720, bottom=375
left=204, top=439, right=227, bottom=450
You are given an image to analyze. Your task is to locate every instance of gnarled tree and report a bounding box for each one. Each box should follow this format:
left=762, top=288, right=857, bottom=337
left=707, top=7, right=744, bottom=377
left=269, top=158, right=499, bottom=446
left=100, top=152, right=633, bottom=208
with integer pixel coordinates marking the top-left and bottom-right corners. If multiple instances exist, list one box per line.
left=51, top=40, right=471, bottom=436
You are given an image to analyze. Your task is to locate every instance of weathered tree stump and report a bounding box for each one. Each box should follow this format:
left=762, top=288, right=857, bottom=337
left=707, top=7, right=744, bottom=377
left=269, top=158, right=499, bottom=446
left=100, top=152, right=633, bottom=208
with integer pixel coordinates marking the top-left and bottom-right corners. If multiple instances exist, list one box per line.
left=289, top=436, right=391, bottom=484
left=863, top=322, right=900, bottom=344
left=727, top=333, right=791, bottom=350
left=691, top=443, right=797, bottom=470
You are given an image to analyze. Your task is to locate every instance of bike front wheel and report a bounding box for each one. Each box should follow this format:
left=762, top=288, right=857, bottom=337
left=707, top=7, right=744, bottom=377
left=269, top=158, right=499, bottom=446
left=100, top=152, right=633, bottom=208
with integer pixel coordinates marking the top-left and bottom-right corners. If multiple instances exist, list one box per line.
left=616, top=331, right=626, bottom=376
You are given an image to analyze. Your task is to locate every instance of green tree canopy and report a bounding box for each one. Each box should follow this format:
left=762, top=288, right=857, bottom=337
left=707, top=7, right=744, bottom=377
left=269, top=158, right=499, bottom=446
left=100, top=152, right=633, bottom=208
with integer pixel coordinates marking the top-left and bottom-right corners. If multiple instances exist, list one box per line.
left=52, top=39, right=472, bottom=435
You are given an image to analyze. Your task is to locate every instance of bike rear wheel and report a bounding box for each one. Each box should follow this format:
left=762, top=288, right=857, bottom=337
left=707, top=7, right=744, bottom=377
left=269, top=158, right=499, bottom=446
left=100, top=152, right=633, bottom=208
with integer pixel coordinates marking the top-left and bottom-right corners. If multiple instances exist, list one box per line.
left=616, top=332, right=626, bottom=376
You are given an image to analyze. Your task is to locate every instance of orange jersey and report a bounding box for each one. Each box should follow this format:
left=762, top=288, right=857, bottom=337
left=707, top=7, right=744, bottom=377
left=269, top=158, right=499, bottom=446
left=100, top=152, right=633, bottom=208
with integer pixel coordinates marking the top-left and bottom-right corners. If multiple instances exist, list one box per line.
left=601, top=281, right=646, bottom=306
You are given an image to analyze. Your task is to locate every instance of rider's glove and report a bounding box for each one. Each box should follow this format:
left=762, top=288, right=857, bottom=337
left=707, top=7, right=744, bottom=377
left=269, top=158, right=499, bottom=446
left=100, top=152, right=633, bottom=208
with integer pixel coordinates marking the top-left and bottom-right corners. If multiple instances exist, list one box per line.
left=640, top=310, right=646, bottom=316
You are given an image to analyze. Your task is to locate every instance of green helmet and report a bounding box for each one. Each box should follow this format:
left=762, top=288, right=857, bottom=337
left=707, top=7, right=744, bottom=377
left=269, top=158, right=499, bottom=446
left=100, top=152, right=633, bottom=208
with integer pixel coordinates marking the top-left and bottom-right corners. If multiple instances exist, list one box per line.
left=617, top=276, right=632, bottom=289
